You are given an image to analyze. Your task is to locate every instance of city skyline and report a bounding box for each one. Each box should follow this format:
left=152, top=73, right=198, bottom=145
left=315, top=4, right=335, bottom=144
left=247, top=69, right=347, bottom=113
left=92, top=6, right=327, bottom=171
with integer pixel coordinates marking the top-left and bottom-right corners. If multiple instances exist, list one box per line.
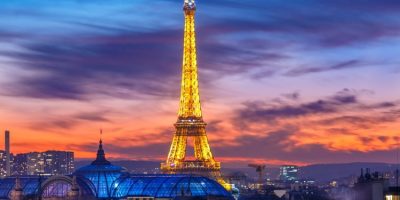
left=0, top=0, right=399, bottom=167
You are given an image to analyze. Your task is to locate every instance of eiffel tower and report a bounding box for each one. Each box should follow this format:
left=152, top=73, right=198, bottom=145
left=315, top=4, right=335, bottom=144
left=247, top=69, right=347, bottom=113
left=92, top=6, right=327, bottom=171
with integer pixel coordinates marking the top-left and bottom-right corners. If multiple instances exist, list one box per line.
left=161, top=0, right=225, bottom=183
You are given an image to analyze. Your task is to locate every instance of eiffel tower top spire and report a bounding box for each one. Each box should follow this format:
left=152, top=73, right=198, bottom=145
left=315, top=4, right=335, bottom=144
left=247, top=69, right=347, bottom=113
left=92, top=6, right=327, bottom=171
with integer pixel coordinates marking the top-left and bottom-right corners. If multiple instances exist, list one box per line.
left=178, top=0, right=202, bottom=120
left=184, top=0, right=196, bottom=10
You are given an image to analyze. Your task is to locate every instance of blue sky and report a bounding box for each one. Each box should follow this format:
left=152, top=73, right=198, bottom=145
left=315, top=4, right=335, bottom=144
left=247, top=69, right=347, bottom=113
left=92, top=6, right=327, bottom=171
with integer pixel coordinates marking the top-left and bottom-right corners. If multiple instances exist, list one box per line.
left=0, top=0, right=399, bottom=165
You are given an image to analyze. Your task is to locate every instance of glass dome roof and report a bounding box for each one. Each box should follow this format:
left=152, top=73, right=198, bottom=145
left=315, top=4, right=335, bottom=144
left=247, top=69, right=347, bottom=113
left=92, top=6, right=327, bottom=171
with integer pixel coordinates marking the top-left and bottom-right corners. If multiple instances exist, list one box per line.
left=112, top=174, right=233, bottom=199
left=0, top=176, right=42, bottom=199
left=73, top=139, right=127, bottom=198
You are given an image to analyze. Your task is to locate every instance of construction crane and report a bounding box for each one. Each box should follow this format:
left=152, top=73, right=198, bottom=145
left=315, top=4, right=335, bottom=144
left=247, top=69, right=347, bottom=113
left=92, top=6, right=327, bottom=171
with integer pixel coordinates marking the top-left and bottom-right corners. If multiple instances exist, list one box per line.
left=248, top=164, right=266, bottom=184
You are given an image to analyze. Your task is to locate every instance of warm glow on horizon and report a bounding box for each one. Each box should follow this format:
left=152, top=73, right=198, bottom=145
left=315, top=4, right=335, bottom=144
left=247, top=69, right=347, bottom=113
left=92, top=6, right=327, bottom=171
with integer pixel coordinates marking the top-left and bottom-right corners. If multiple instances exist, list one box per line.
left=0, top=0, right=399, bottom=167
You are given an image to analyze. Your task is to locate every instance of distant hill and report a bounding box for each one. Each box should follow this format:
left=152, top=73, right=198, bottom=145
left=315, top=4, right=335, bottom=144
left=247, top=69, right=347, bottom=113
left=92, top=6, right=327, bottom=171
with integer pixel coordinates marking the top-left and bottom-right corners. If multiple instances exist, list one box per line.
left=299, top=162, right=398, bottom=182
left=224, top=162, right=399, bottom=183
left=75, top=160, right=398, bottom=183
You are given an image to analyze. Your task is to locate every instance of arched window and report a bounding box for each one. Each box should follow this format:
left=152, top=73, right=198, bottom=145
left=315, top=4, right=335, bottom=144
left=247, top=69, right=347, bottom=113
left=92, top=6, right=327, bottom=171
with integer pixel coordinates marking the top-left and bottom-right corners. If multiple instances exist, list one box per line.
left=41, top=180, right=72, bottom=199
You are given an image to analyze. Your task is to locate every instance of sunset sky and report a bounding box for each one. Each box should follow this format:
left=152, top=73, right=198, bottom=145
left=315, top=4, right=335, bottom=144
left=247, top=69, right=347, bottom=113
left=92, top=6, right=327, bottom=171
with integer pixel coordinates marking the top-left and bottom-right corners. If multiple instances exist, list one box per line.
left=0, top=0, right=399, bottom=167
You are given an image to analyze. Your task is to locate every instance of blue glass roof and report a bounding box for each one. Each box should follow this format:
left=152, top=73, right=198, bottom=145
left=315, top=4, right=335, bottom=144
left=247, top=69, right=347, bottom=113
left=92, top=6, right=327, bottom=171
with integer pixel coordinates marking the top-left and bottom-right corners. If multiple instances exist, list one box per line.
left=0, top=175, right=233, bottom=199
left=73, top=139, right=128, bottom=198
left=76, top=164, right=125, bottom=173
left=112, top=175, right=233, bottom=199
left=74, top=165, right=127, bottom=198
left=0, top=176, right=43, bottom=199
left=71, top=141, right=232, bottom=199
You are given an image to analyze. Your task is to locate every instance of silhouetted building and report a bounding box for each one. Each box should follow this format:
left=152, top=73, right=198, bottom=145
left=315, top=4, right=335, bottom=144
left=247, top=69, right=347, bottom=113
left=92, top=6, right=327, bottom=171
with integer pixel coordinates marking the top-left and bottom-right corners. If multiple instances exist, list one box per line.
left=286, top=187, right=331, bottom=200
left=385, top=187, right=400, bottom=200
left=353, top=168, right=390, bottom=200
left=0, top=150, right=13, bottom=177
left=43, top=151, right=74, bottom=175
left=224, top=171, right=248, bottom=189
left=12, top=154, right=27, bottom=176
left=26, top=152, right=44, bottom=175
left=280, top=165, right=299, bottom=182
left=5, top=130, right=11, bottom=176
left=13, top=151, right=74, bottom=176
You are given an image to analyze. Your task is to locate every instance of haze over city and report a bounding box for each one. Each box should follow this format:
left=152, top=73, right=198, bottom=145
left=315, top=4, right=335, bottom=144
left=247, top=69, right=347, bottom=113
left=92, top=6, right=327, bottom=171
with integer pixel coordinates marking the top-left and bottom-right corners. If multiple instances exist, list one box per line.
left=0, top=0, right=399, bottom=167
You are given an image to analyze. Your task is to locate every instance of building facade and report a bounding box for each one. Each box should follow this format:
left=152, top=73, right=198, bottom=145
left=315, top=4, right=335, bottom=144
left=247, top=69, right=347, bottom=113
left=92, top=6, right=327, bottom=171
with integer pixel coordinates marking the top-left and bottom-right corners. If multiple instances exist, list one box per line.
left=0, top=130, right=74, bottom=177
left=5, top=130, right=10, bottom=177
left=12, top=154, right=27, bottom=176
left=0, top=151, right=13, bottom=178
left=353, top=169, right=390, bottom=200
left=43, top=151, right=74, bottom=175
left=279, top=166, right=299, bottom=182
left=12, top=151, right=74, bottom=176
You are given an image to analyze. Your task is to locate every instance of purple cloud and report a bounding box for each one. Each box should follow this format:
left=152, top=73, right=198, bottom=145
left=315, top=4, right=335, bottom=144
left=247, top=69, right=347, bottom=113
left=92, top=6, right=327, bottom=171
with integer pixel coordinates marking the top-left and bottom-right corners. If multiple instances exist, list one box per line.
left=285, top=60, right=360, bottom=76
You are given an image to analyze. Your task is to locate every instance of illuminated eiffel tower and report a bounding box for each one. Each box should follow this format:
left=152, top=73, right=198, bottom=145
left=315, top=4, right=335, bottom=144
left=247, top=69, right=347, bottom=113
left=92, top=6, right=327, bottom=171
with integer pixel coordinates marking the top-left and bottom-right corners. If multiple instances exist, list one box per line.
left=161, top=0, right=226, bottom=185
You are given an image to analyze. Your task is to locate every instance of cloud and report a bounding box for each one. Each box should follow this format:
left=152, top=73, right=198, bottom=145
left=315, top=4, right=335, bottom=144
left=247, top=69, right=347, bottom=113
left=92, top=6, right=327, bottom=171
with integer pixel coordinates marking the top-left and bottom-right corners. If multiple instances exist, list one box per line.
left=203, top=0, right=400, bottom=47
left=213, top=127, right=399, bottom=164
left=233, top=89, right=400, bottom=129
left=317, top=114, right=398, bottom=130
left=1, top=0, right=399, bottom=101
left=75, top=111, right=111, bottom=122
left=24, top=110, right=113, bottom=132
left=285, top=60, right=361, bottom=76
left=1, top=30, right=182, bottom=100
left=206, top=120, right=224, bottom=133
left=1, top=27, right=286, bottom=101
left=234, top=89, right=359, bottom=127
left=68, top=141, right=170, bottom=160
left=28, top=119, right=79, bottom=131
left=282, top=92, right=300, bottom=101
left=224, top=89, right=400, bottom=164
left=67, top=128, right=173, bottom=159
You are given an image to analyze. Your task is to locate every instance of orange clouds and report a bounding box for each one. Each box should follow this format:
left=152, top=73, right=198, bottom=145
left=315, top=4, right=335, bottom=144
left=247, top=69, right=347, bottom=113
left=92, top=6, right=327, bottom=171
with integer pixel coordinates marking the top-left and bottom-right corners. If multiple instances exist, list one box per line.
left=0, top=87, right=399, bottom=166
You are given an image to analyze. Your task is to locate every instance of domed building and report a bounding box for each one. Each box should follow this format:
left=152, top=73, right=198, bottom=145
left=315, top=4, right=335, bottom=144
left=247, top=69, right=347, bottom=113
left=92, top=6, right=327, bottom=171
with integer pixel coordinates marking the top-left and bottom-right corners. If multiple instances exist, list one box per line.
left=0, top=140, right=234, bottom=200
left=73, top=139, right=128, bottom=199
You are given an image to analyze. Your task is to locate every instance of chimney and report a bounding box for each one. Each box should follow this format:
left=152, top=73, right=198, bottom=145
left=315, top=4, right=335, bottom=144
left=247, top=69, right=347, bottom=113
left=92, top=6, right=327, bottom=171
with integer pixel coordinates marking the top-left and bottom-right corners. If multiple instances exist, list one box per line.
left=5, top=130, right=10, bottom=176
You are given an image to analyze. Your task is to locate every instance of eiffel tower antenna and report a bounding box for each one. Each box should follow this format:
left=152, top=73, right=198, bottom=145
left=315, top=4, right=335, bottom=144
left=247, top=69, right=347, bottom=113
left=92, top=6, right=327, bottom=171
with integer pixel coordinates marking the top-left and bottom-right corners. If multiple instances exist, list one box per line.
left=161, top=0, right=229, bottom=189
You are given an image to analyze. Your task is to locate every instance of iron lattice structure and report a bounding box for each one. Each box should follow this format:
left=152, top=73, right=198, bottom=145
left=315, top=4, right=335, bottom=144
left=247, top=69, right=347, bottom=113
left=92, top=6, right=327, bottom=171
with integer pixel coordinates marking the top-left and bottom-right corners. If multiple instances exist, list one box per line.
left=161, top=0, right=225, bottom=184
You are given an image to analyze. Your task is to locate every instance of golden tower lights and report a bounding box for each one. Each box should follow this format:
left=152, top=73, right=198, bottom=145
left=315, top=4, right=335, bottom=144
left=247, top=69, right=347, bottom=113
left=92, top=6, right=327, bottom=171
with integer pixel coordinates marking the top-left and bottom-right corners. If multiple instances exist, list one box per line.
left=161, top=0, right=229, bottom=189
